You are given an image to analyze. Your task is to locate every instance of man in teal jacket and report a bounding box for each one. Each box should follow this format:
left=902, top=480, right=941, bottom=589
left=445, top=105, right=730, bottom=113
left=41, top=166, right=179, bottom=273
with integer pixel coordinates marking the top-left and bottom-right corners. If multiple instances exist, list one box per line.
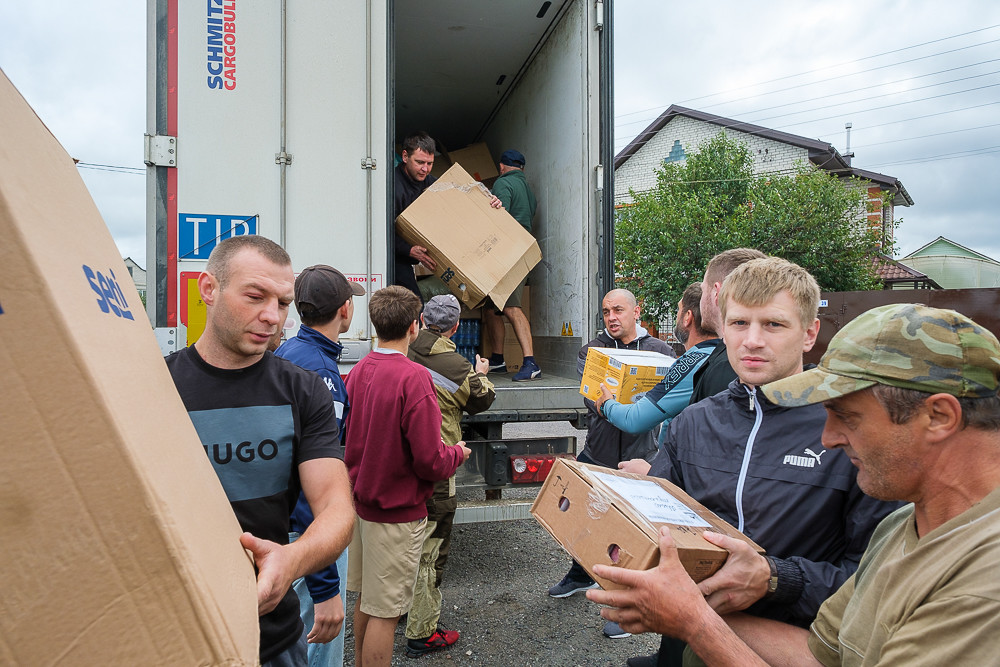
left=485, top=149, right=541, bottom=382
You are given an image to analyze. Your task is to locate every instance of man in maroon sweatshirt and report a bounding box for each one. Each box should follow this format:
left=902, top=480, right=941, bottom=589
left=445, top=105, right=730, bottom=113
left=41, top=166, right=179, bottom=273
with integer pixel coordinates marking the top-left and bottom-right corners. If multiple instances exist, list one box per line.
left=343, top=285, right=470, bottom=666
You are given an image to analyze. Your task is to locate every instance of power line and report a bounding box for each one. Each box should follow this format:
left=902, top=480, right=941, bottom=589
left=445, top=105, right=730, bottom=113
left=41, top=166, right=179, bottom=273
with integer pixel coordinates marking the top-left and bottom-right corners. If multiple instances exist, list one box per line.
left=613, top=101, right=1000, bottom=153
left=744, top=76, right=1000, bottom=126
left=852, top=123, right=1000, bottom=149
left=770, top=82, right=1000, bottom=129
left=615, top=25, right=1000, bottom=122
left=77, top=162, right=145, bottom=175
left=615, top=61, right=1000, bottom=133
left=865, top=145, right=1000, bottom=169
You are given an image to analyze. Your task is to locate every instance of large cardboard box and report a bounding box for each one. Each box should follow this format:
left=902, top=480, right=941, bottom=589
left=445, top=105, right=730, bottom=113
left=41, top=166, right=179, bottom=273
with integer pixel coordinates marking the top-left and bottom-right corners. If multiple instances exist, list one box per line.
left=446, top=142, right=498, bottom=182
left=580, top=347, right=676, bottom=404
left=396, top=163, right=541, bottom=309
left=0, top=72, right=259, bottom=664
left=532, top=460, right=764, bottom=589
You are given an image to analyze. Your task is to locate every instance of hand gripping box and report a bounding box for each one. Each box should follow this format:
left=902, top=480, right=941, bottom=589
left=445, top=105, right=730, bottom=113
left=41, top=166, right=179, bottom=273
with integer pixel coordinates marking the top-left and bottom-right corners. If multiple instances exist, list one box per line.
left=0, top=71, right=258, bottom=664
left=532, top=460, right=764, bottom=589
left=396, top=163, right=541, bottom=310
left=580, top=347, right=676, bottom=404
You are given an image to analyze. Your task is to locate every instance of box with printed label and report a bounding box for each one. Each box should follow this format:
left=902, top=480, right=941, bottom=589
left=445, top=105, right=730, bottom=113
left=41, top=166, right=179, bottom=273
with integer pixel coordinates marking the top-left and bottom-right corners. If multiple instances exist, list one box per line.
left=396, top=162, right=541, bottom=310
left=0, top=71, right=258, bottom=664
left=531, top=459, right=764, bottom=589
left=579, top=347, right=676, bottom=404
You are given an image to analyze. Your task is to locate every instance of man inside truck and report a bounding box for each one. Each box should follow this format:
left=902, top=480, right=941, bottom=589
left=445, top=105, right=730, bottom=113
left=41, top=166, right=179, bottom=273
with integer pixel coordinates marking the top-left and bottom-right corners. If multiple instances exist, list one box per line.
left=165, top=235, right=355, bottom=666
left=591, top=303, right=1000, bottom=666
left=392, top=132, right=503, bottom=302
left=484, top=149, right=543, bottom=382
left=614, top=257, right=898, bottom=667
left=393, top=132, right=440, bottom=300
left=547, top=288, right=674, bottom=639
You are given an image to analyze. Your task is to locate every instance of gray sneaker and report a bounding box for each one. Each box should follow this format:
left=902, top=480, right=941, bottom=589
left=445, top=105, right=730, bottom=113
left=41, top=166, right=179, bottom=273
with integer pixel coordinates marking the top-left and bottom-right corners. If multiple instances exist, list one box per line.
left=547, top=575, right=598, bottom=598
left=603, top=621, right=632, bottom=639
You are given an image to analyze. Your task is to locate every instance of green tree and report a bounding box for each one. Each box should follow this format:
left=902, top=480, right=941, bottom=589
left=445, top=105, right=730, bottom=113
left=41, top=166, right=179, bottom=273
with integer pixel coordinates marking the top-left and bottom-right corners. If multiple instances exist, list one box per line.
left=615, top=132, right=891, bottom=325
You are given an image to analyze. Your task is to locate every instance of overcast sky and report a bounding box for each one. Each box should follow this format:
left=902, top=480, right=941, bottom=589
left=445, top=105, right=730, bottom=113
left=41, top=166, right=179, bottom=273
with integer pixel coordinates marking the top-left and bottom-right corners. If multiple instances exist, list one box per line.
left=3, top=2, right=999, bottom=269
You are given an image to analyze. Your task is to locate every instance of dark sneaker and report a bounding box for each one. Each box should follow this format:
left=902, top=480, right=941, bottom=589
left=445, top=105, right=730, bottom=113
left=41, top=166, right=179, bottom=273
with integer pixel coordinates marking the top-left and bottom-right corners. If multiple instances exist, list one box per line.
left=626, top=654, right=658, bottom=667
left=547, top=574, right=598, bottom=598
left=512, top=359, right=541, bottom=382
left=405, top=627, right=460, bottom=658
left=603, top=620, right=632, bottom=639
left=488, top=360, right=508, bottom=373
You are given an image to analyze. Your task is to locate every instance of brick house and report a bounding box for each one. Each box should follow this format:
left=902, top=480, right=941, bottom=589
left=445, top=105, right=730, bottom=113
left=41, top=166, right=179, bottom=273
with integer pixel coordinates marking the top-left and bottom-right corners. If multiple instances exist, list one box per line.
left=614, top=105, right=913, bottom=247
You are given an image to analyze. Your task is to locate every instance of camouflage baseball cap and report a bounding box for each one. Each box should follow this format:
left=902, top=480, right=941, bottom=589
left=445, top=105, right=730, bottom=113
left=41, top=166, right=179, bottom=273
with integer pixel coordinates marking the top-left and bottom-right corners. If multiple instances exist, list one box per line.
left=764, top=303, right=1000, bottom=407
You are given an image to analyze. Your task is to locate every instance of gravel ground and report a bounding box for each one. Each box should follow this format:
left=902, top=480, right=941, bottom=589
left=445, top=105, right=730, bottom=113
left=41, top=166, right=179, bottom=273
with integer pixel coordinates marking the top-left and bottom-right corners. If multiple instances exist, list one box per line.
left=342, top=422, right=661, bottom=666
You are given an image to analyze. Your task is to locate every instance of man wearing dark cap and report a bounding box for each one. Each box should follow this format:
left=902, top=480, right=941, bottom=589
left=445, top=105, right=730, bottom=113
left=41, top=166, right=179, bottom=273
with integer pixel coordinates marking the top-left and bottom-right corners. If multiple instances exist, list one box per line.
left=589, top=303, right=1000, bottom=666
left=485, top=149, right=541, bottom=381
left=404, top=294, right=496, bottom=656
left=275, top=264, right=365, bottom=667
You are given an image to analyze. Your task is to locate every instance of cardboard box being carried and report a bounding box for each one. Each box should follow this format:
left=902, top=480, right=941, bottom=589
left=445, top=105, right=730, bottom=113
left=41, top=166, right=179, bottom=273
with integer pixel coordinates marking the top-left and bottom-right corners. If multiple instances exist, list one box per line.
left=0, top=71, right=258, bottom=664
left=532, top=460, right=764, bottom=589
left=446, top=142, right=498, bottom=182
left=396, top=163, right=541, bottom=309
left=580, top=347, right=676, bottom=404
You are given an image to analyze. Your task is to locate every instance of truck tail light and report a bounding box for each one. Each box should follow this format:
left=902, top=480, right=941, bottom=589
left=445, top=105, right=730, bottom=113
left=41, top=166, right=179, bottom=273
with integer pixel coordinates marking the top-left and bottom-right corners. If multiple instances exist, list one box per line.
left=510, top=453, right=574, bottom=484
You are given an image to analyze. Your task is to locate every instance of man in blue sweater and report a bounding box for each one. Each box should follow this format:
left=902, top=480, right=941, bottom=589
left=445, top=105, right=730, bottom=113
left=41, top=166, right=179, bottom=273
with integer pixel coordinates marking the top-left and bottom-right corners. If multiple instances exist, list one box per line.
left=275, top=264, right=365, bottom=667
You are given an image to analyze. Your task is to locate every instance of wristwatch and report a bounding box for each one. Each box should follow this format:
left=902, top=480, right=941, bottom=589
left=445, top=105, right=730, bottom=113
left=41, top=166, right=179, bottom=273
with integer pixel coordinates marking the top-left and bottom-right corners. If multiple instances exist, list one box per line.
left=764, top=556, right=779, bottom=598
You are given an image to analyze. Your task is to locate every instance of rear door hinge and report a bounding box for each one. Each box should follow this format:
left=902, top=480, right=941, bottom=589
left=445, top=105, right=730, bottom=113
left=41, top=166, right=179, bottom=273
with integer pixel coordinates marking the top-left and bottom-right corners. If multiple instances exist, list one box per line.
left=275, top=151, right=293, bottom=165
left=144, top=134, right=177, bottom=167
left=361, top=157, right=377, bottom=170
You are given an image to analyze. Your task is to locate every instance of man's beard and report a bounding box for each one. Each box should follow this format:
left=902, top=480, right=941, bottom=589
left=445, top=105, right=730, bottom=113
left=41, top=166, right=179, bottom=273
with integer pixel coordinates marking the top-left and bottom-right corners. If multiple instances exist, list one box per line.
left=674, top=320, right=689, bottom=346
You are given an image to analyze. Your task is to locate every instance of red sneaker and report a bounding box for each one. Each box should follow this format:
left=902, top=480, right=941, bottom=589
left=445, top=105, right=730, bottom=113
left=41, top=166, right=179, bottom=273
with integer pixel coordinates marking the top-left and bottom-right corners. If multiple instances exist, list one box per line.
left=405, top=626, right=460, bottom=658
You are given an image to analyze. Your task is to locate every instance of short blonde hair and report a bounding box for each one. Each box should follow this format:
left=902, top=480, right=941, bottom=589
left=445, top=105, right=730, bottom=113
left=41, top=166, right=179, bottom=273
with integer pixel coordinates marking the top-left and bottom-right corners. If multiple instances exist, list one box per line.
left=718, top=257, right=819, bottom=329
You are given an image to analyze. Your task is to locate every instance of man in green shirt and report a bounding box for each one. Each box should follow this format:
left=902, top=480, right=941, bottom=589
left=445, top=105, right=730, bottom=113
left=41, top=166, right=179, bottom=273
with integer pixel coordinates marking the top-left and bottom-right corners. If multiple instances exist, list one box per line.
left=588, top=303, right=1000, bottom=666
left=484, top=149, right=541, bottom=382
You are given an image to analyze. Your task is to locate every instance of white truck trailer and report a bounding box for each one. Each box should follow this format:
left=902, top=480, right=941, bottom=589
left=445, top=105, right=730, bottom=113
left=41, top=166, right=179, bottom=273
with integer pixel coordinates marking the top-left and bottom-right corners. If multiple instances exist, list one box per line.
left=145, top=0, right=616, bottom=512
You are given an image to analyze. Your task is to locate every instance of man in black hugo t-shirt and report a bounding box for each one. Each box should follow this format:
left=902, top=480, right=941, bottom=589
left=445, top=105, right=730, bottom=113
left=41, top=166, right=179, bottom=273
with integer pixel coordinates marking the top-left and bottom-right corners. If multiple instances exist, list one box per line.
left=165, top=235, right=354, bottom=665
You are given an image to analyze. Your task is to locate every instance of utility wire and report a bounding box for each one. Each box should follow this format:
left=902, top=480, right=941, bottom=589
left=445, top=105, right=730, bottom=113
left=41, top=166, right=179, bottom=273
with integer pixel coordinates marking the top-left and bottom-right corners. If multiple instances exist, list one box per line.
left=852, top=123, right=1000, bottom=149
left=77, top=162, right=145, bottom=175
left=745, top=76, right=1000, bottom=125
left=616, top=60, right=1000, bottom=132
left=615, top=100, right=1000, bottom=154
left=615, top=25, right=1000, bottom=121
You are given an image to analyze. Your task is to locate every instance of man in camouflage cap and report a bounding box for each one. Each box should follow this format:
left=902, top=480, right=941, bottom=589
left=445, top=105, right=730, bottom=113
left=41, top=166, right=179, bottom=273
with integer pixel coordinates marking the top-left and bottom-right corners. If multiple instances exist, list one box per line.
left=587, top=303, right=1000, bottom=666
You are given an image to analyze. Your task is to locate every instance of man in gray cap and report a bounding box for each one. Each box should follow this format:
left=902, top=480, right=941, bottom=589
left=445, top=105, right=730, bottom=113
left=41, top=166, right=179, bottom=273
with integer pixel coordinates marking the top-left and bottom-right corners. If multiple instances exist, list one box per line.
left=274, top=264, right=365, bottom=667
left=588, top=303, right=1000, bottom=666
left=485, top=149, right=541, bottom=381
left=404, top=294, right=496, bottom=657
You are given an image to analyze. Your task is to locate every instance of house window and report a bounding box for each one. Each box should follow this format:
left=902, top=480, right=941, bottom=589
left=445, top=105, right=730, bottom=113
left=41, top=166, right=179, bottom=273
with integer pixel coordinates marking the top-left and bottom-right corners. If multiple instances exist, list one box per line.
left=663, top=140, right=686, bottom=164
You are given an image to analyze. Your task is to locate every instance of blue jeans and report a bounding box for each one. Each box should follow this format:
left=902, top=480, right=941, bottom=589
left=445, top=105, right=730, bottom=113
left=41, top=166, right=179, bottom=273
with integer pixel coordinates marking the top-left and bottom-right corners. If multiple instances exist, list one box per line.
left=290, top=537, right=349, bottom=667
left=261, top=626, right=308, bottom=667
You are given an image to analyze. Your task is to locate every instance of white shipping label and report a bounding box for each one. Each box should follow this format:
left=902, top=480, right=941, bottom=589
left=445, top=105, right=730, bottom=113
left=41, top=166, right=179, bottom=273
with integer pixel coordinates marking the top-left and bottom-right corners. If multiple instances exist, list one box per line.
left=591, top=471, right=711, bottom=527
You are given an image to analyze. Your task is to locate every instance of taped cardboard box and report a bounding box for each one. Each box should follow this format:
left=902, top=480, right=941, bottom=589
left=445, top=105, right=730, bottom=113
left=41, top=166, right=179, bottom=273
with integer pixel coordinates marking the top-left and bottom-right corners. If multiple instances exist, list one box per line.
left=446, top=142, right=498, bottom=182
left=396, top=163, right=541, bottom=309
left=0, top=71, right=259, bottom=664
left=580, top=347, right=676, bottom=404
left=532, top=460, right=763, bottom=589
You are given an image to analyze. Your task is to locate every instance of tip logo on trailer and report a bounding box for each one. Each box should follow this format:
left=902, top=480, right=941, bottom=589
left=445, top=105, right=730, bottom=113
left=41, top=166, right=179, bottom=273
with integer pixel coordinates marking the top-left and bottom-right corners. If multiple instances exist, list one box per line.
left=207, top=0, right=237, bottom=90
